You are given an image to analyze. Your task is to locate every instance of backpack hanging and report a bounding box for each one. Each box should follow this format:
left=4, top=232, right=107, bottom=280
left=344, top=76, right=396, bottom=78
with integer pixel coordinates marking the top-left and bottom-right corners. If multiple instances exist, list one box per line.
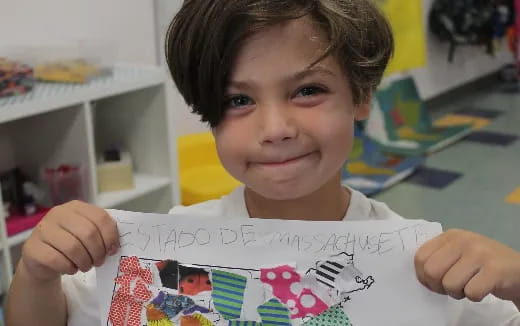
left=429, top=0, right=514, bottom=62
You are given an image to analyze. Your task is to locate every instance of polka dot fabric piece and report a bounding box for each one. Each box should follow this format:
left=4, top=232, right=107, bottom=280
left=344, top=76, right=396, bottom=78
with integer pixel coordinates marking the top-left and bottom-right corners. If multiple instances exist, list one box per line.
left=302, top=305, right=352, bottom=326
left=260, top=265, right=329, bottom=319
left=108, top=256, right=153, bottom=326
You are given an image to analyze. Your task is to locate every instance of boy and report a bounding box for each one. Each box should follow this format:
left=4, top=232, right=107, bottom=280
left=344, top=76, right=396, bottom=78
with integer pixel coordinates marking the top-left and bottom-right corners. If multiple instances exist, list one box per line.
left=6, top=0, right=520, bottom=325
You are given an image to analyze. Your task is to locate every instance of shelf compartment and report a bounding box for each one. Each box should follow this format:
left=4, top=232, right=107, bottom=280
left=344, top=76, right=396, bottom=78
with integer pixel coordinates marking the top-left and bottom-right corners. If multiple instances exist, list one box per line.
left=96, top=174, right=171, bottom=208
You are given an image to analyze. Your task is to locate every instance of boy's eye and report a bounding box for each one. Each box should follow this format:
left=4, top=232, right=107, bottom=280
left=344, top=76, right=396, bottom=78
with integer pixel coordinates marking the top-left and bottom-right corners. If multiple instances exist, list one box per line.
left=225, top=95, right=254, bottom=109
left=295, top=86, right=326, bottom=97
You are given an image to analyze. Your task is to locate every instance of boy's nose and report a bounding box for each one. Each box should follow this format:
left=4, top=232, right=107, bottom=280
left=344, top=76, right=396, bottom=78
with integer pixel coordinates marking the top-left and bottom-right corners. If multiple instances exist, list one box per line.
left=258, top=104, right=298, bottom=144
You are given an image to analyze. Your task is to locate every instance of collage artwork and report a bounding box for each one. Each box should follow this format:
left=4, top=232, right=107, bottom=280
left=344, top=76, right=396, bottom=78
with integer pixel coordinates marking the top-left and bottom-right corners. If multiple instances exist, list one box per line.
left=98, top=211, right=446, bottom=326
left=107, top=252, right=374, bottom=326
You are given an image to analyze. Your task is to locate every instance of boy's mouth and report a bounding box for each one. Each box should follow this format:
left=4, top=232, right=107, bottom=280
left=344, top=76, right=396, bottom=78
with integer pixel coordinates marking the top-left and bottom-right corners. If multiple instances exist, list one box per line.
left=258, top=151, right=316, bottom=166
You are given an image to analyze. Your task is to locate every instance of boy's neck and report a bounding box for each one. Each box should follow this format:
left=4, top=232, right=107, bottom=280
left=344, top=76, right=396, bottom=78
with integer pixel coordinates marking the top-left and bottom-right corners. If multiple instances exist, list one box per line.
left=244, top=175, right=351, bottom=221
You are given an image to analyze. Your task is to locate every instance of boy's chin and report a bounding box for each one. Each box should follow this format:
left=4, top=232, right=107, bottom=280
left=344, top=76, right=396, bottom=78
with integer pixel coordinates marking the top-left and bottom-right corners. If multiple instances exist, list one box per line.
left=248, top=183, right=320, bottom=201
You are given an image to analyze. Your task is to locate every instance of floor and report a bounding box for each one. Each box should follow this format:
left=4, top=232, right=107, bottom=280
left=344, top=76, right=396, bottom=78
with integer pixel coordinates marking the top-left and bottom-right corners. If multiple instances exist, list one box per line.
left=374, top=84, right=520, bottom=251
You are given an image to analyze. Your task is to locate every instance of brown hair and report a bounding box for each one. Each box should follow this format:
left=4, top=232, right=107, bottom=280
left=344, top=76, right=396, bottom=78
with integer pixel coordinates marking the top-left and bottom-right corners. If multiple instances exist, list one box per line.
left=166, top=0, right=394, bottom=128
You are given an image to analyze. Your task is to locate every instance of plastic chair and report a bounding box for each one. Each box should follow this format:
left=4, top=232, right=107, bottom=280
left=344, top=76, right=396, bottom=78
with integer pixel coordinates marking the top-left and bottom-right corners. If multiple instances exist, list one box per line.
left=177, top=132, right=241, bottom=205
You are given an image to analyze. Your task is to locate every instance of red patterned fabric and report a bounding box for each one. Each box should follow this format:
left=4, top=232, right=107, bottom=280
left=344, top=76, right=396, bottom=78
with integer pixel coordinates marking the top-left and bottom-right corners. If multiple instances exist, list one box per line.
left=108, top=256, right=153, bottom=326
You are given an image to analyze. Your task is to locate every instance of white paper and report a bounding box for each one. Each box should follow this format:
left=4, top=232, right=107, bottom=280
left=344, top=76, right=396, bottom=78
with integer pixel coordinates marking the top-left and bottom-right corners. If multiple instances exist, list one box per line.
left=97, top=210, right=448, bottom=326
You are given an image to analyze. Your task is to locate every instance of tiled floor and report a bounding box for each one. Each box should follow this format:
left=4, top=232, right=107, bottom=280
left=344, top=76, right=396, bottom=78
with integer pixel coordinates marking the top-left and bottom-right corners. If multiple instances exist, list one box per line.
left=375, top=84, right=520, bottom=251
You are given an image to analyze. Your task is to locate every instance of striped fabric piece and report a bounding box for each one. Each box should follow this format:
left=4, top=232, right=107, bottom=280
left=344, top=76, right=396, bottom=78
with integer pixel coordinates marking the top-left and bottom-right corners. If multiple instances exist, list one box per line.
left=257, top=299, right=291, bottom=326
left=316, top=260, right=345, bottom=288
left=302, top=305, right=352, bottom=326
left=228, top=321, right=260, bottom=326
left=211, top=270, right=247, bottom=320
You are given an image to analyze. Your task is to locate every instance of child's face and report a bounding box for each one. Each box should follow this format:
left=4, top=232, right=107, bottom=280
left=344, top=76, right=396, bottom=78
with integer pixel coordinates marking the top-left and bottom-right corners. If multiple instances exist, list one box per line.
left=213, top=17, right=369, bottom=200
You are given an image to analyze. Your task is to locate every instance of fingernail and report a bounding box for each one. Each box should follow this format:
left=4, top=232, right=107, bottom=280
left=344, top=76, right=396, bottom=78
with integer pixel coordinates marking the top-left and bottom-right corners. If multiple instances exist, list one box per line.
left=108, top=244, right=119, bottom=256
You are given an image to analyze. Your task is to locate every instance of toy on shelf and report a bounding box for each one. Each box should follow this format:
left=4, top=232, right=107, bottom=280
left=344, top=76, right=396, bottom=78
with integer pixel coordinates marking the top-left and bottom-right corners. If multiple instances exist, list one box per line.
left=34, top=59, right=109, bottom=84
left=341, top=126, right=424, bottom=196
left=42, top=164, right=87, bottom=205
left=365, top=77, right=473, bottom=156
left=0, top=168, right=45, bottom=217
left=97, top=146, right=135, bottom=193
left=0, top=58, right=34, bottom=98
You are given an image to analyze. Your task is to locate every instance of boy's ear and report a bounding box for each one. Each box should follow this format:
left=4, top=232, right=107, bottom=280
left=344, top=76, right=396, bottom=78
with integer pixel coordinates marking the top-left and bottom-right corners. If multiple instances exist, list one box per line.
left=354, top=97, right=371, bottom=121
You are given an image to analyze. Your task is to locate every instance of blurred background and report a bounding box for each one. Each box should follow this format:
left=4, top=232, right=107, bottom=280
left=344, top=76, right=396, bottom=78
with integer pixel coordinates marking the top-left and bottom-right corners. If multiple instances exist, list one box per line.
left=0, top=0, right=519, bottom=321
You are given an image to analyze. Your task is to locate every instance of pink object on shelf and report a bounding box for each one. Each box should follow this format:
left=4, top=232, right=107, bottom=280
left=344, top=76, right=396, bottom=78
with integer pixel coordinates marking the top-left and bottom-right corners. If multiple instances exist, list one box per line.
left=42, top=164, right=86, bottom=205
left=5, top=207, right=51, bottom=237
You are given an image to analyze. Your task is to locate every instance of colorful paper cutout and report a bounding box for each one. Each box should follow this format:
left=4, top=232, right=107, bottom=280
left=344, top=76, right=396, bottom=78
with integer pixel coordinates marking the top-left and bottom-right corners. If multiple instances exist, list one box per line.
left=146, top=303, right=173, bottom=326
left=211, top=270, right=248, bottom=320
left=228, top=321, right=260, bottom=326
left=260, top=265, right=328, bottom=319
left=180, top=313, right=214, bottom=326
left=179, top=266, right=212, bottom=295
left=312, top=252, right=375, bottom=294
left=109, top=256, right=153, bottom=326
left=151, top=291, right=195, bottom=320
left=157, top=260, right=179, bottom=290
left=302, top=305, right=352, bottom=326
left=257, top=298, right=291, bottom=326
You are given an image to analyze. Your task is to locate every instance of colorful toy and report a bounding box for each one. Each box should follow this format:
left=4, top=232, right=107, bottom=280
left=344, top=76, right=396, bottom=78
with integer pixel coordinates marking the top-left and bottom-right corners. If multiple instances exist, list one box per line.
left=0, top=58, right=34, bottom=98
left=34, top=59, right=107, bottom=83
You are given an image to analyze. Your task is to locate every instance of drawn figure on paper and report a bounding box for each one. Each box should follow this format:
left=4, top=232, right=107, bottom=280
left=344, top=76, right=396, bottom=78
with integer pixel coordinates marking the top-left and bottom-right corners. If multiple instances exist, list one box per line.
left=308, top=252, right=375, bottom=295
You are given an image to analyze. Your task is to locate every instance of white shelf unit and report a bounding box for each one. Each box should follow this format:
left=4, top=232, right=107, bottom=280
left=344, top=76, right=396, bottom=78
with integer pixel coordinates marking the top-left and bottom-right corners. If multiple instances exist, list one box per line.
left=0, top=64, right=181, bottom=290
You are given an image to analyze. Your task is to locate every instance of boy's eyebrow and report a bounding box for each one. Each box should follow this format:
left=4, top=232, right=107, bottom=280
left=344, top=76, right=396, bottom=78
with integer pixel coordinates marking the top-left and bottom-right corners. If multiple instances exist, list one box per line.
left=228, top=66, right=336, bottom=90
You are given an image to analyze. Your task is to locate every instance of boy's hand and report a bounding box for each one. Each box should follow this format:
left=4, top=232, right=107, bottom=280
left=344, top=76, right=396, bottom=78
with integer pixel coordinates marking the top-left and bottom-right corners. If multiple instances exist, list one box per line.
left=415, top=229, right=520, bottom=306
left=20, top=200, right=120, bottom=282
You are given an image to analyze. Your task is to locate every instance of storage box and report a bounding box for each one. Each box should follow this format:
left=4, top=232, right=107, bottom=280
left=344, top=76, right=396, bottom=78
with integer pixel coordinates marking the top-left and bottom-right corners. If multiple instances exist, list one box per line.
left=97, top=152, right=135, bottom=192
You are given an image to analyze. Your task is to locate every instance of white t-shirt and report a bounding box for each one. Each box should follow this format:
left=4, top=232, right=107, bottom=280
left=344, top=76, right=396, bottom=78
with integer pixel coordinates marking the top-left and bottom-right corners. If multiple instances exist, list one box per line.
left=62, top=186, right=520, bottom=326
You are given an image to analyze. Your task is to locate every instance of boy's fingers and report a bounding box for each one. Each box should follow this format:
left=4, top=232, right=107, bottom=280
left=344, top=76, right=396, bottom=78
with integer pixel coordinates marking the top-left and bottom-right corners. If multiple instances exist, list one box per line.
left=441, top=257, right=481, bottom=300
left=464, top=268, right=496, bottom=302
left=58, top=213, right=107, bottom=267
left=70, top=201, right=120, bottom=254
left=40, top=225, right=93, bottom=273
left=24, top=240, right=78, bottom=276
left=415, top=232, right=448, bottom=270
left=420, top=242, right=461, bottom=294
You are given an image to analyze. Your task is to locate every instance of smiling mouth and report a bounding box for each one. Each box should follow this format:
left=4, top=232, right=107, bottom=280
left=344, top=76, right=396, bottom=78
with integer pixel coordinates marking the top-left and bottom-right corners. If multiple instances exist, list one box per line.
left=258, top=152, right=315, bottom=166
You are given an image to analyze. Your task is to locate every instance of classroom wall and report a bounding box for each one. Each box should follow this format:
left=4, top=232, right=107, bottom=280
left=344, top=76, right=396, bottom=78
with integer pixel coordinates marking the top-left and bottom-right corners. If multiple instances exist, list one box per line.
left=0, top=0, right=513, bottom=136
left=0, top=0, right=157, bottom=65
left=412, top=0, right=512, bottom=99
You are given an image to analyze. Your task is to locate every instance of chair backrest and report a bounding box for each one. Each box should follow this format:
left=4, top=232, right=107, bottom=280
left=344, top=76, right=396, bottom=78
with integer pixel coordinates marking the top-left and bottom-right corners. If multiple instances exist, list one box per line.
left=375, top=77, right=433, bottom=137
left=177, top=132, right=221, bottom=171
